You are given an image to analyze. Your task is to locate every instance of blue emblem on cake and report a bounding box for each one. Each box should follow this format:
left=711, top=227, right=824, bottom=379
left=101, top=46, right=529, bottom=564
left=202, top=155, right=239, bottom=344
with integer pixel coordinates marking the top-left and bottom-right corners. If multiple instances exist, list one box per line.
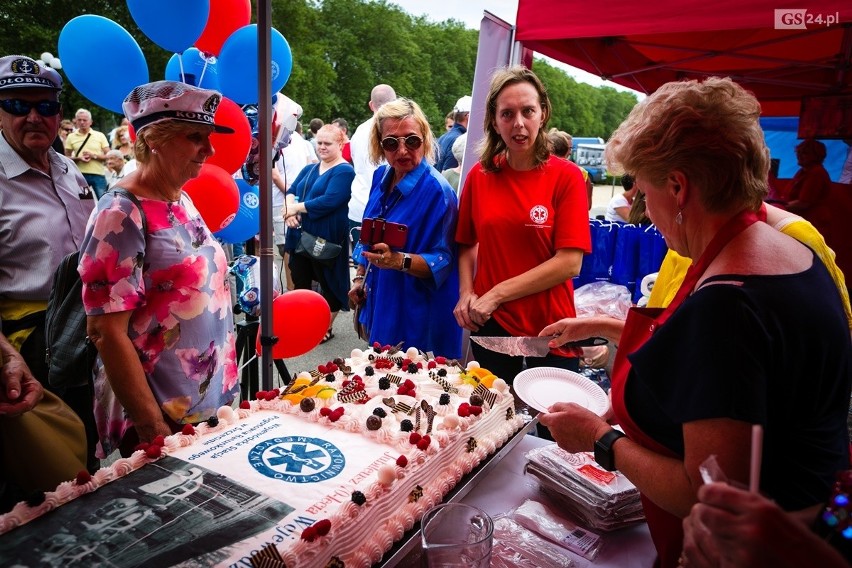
left=248, top=436, right=345, bottom=483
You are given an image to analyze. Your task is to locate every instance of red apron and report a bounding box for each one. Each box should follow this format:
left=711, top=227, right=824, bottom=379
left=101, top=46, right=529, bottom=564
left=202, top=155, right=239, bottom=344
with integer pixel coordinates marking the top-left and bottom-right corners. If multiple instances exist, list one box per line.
left=610, top=208, right=761, bottom=568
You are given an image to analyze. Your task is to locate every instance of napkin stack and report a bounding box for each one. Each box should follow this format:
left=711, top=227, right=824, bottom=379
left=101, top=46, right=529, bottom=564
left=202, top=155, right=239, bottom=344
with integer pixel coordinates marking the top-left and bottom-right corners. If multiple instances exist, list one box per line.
left=524, top=444, right=645, bottom=532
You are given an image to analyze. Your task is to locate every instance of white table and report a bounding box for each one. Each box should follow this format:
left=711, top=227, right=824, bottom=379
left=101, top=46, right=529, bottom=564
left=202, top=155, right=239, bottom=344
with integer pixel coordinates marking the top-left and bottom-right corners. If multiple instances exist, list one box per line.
left=462, top=434, right=657, bottom=568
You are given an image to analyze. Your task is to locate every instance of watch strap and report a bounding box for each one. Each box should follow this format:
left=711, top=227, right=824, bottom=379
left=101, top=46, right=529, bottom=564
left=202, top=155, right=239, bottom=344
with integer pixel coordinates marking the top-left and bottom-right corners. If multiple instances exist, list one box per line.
left=594, top=429, right=626, bottom=471
left=401, top=252, right=412, bottom=272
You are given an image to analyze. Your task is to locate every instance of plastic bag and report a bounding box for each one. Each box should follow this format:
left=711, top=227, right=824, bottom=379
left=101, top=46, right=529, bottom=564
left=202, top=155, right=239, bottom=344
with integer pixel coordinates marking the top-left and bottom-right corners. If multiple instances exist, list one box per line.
left=635, top=225, right=668, bottom=303
left=491, top=516, right=579, bottom=568
left=510, top=499, right=603, bottom=561
left=610, top=223, right=642, bottom=294
left=575, top=220, right=619, bottom=288
left=574, top=281, right=632, bottom=320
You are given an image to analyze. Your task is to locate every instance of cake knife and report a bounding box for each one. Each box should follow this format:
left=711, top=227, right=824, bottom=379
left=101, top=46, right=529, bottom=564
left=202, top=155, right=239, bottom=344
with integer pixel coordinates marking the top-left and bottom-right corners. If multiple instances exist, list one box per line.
left=470, top=336, right=608, bottom=357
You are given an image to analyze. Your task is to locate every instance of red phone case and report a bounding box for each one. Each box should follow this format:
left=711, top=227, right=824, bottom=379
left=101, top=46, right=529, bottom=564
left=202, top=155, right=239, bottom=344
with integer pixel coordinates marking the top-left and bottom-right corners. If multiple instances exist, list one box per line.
left=360, top=218, right=408, bottom=248
left=383, top=222, right=408, bottom=248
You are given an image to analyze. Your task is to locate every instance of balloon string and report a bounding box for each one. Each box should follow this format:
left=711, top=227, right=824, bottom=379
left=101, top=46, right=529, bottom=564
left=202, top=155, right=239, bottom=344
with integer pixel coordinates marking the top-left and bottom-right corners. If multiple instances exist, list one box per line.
left=239, top=355, right=258, bottom=373
left=198, top=58, right=208, bottom=86
left=177, top=53, right=187, bottom=84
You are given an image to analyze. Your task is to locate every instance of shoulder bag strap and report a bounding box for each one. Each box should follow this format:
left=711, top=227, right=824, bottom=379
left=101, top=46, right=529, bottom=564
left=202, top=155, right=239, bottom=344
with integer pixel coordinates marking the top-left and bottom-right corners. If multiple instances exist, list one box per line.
left=106, top=188, right=148, bottom=247
left=73, top=133, right=92, bottom=158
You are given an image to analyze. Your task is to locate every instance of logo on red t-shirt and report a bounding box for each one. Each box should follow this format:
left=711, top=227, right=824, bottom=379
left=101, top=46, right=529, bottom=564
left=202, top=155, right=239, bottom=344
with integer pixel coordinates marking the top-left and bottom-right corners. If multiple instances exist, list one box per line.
left=529, top=205, right=549, bottom=224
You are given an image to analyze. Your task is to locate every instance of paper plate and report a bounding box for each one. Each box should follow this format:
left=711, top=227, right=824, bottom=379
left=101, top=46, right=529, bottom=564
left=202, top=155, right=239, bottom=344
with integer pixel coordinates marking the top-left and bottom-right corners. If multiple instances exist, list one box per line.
left=514, top=367, right=610, bottom=416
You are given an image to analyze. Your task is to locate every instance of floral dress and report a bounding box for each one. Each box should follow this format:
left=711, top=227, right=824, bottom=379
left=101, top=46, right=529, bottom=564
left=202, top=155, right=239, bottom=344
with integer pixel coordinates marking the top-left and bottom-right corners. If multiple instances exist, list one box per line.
left=79, top=192, right=239, bottom=457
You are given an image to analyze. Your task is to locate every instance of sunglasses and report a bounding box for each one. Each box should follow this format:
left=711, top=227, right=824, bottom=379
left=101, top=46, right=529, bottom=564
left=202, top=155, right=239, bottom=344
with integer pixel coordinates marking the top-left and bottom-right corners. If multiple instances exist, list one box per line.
left=62, top=127, right=74, bottom=132
left=380, top=135, right=423, bottom=152
left=0, top=98, right=62, bottom=117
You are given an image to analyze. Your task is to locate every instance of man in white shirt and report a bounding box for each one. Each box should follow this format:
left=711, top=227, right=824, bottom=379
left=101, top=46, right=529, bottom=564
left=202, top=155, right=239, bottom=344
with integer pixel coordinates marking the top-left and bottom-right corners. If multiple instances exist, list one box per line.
left=105, top=149, right=136, bottom=188
left=348, top=84, right=396, bottom=244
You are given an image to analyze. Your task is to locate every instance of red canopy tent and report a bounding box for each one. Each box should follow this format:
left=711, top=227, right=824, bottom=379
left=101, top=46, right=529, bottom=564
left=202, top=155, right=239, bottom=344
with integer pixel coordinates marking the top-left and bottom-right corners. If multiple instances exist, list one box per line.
left=515, top=0, right=851, bottom=117
left=496, top=0, right=852, bottom=276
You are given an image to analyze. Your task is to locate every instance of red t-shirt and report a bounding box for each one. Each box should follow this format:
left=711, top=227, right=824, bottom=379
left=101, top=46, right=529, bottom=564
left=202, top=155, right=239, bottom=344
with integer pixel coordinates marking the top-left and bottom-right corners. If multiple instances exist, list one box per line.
left=456, top=155, right=591, bottom=340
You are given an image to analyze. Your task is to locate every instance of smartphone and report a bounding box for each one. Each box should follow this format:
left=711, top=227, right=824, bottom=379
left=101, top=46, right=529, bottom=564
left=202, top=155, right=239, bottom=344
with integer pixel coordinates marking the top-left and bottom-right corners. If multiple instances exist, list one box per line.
left=360, top=218, right=408, bottom=249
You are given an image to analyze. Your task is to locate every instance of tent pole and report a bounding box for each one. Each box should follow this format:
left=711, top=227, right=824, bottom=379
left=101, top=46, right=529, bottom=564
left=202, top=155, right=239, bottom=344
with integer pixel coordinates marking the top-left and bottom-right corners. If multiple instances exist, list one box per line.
left=257, top=0, right=274, bottom=391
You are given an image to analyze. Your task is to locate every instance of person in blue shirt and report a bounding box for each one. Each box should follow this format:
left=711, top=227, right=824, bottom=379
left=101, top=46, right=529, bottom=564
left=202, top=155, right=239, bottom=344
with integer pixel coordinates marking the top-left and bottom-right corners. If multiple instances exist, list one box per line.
left=285, top=125, right=355, bottom=343
left=434, top=95, right=471, bottom=172
left=348, top=98, right=463, bottom=358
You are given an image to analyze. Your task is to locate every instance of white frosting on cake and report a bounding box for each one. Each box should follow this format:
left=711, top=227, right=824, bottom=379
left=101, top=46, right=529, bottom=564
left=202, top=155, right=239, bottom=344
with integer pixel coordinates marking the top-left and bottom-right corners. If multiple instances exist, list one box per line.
left=0, top=347, right=525, bottom=568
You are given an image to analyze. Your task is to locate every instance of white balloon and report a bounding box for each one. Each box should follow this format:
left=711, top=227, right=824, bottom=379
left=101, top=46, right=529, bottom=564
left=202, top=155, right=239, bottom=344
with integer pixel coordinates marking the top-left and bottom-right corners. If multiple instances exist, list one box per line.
left=35, top=60, right=45, bottom=68
left=49, top=58, right=62, bottom=70
left=40, top=52, right=54, bottom=64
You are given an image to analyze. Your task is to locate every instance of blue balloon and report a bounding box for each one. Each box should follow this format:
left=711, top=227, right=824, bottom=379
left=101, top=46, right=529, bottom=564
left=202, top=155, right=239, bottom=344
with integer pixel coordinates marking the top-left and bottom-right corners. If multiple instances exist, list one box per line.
left=214, top=178, right=260, bottom=243
left=217, top=25, right=293, bottom=104
left=165, top=48, right=220, bottom=91
left=127, top=0, right=209, bottom=53
left=59, top=15, right=148, bottom=113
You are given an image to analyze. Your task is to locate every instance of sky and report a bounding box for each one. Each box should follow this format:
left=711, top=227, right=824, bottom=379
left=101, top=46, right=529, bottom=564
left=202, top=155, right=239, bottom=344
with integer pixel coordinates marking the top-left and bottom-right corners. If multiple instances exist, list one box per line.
left=389, top=0, right=640, bottom=94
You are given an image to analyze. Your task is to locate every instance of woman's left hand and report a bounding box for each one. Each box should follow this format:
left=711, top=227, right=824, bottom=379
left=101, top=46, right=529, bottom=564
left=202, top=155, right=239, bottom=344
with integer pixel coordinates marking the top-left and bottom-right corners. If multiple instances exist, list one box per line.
left=467, top=292, right=500, bottom=329
left=362, top=242, right=397, bottom=270
left=538, top=402, right=611, bottom=453
left=285, top=214, right=301, bottom=229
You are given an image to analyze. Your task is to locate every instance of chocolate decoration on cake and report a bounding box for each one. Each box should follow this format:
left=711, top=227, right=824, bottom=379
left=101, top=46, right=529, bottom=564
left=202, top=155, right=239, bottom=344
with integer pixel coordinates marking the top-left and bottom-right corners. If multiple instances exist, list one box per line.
left=408, top=485, right=424, bottom=503
left=422, top=400, right=437, bottom=434
left=472, top=383, right=498, bottom=409
left=366, top=415, right=382, bottom=431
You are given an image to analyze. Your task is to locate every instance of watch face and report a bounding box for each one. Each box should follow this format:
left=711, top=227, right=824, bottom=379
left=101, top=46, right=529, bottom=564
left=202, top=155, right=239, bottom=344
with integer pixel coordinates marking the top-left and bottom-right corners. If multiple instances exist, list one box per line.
left=594, top=430, right=624, bottom=471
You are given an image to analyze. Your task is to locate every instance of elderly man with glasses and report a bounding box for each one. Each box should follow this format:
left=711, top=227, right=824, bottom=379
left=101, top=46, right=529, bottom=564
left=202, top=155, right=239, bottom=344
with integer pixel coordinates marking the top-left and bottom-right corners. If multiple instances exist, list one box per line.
left=0, top=54, right=95, bottom=471
left=65, top=107, right=110, bottom=199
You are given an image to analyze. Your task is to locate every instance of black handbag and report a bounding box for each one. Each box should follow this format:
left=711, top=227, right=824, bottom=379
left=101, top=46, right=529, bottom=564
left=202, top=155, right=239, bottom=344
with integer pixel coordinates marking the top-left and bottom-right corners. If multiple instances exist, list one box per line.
left=293, top=165, right=343, bottom=266
left=45, top=189, right=146, bottom=389
left=296, top=231, right=343, bottom=267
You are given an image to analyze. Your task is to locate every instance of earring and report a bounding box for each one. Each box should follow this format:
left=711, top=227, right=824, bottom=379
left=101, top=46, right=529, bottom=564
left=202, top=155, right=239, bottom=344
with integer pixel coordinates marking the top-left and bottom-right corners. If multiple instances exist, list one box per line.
left=675, top=210, right=683, bottom=225
left=151, top=148, right=158, bottom=155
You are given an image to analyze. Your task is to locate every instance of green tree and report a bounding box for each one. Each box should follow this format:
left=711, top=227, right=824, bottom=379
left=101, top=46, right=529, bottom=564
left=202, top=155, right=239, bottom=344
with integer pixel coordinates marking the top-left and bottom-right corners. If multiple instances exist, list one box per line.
left=534, top=58, right=638, bottom=140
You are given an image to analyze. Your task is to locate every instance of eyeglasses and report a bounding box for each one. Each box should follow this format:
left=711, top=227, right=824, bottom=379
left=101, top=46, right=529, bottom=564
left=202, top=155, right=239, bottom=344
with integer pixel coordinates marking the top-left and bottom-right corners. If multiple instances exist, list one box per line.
left=380, top=135, right=423, bottom=152
left=0, top=99, right=61, bottom=117
left=62, top=127, right=74, bottom=133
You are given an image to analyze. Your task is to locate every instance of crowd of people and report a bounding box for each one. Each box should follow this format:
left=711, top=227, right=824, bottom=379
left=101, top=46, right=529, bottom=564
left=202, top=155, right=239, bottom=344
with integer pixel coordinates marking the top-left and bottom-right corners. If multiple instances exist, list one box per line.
left=0, top=50, right=850, bottom=568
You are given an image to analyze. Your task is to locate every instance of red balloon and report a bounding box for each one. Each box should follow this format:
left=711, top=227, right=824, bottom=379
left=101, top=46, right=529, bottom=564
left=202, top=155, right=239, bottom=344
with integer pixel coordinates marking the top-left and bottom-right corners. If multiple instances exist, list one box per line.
left=208, top=97, right=251, bottom=174
left=182, top=163, right=239, bottom=231
left=195, top=0, right=251, bottom=56
left=128, top=123, right=136, bottom=142
left=256, top=291, right=331, bottom=359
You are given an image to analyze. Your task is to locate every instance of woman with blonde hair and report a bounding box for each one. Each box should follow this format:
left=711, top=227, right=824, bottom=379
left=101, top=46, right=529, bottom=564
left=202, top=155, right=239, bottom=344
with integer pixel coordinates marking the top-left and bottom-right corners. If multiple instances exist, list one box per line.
left=349, top=98, right=462, bottom=357
left=112, top=124, right=134, bottom=161
left=80, top=81, right=240, bottom=456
